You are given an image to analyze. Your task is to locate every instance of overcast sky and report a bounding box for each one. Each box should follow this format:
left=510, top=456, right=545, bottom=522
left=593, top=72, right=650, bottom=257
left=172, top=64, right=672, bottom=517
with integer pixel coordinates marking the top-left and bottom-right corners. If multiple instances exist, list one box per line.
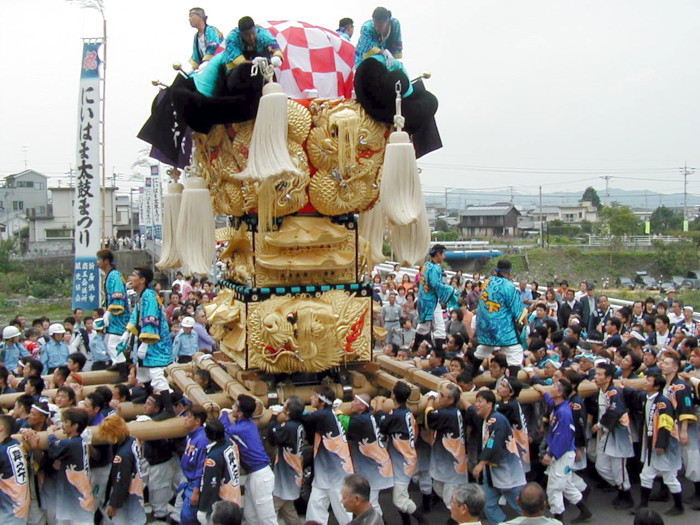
left=1, top=0, right=698, bottom=200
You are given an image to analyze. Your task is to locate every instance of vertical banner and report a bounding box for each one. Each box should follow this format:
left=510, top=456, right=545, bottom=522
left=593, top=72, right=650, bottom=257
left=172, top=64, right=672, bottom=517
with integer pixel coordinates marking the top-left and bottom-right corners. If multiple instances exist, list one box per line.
left=138, top=187, right=146, bottom=238
left=150, top=164, right=163, bottom=241
left=143, top=177, right=154, bottom=239
left=72, top=41, right=102, bottom=311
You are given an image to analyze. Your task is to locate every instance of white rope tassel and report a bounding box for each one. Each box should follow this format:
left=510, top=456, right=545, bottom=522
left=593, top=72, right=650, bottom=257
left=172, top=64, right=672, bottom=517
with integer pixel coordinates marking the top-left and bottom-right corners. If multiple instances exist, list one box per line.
left=358, top=199, right=387, bottom=267
left=380, top=81, right=423, bottom=227
left=176, top=177, right=215, bottom=275
left=389, top=205, right=430, bottom=266
left=237, top=82, right=300, bottom=182
left=155, top=181, right=183, bottom=270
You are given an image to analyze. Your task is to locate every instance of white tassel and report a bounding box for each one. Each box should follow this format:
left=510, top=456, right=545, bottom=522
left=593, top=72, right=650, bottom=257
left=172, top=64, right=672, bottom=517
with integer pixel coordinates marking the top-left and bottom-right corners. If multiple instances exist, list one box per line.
left=156, top=182, right=183, bottom=270
left=380, top=131, right=424, bottom=226
left=235, top=82, right=302, bottom=231
left=358, top=200, right=387, bottom=268
left=389, top=206, right=430, bottom=266
left=176, top=177, right=215, bottom=275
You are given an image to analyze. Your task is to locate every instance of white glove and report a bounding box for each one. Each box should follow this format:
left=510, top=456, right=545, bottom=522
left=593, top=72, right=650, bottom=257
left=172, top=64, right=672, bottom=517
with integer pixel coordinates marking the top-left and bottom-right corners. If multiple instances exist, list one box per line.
left=81, top=428, right=93, bottom=445
left=103, top=311, right=111, bottom=327
left=197, top=510, right=209, bottom=525
left=119, top=331, right=130, bottom=344
left=269, top=405, right=284, bottom=415
left=332, top=398, right=343, bottom=410
left=137, top=342, right=148, bottom=361
left=426, top=391, right=439, bottom=400
left=271, top=56, right=282, bottom=68
left=382, top=49, right=395, bottom=68
left=135, top=415, right=152, bottom=423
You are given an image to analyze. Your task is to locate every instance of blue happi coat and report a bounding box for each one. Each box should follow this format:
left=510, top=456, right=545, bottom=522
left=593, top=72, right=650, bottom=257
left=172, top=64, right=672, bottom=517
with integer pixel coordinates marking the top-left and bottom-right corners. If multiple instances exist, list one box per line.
left=355, top=18, right=403, bottom=66
left=190, top=25, right=224, bottom=69
left=222, top=26, right=281, bottom=71
left=103, top=268, right=129, bottom=336
left=476, top=274, right=523, bottom=346
left=126, top=288, right=172, bottom=368
left=417, top=260, right=456, bottom=323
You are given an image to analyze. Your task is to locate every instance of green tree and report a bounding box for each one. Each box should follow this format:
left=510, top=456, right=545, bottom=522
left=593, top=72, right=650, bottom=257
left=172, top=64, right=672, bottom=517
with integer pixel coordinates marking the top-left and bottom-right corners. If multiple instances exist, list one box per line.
left=435, top=218, right=450, bottom=232
left=580, top=186, right=602, bottom=210
left=0, top=238, right=19, bottom=272
left=650, top=206, right=683, bottom=233
left=598, top=203, right=642, bottom=236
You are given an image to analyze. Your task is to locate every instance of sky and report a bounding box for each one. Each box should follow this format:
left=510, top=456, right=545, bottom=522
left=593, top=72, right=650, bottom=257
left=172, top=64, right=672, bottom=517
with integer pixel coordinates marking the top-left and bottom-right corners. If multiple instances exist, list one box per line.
left=1, top=0, right=699, bottom=202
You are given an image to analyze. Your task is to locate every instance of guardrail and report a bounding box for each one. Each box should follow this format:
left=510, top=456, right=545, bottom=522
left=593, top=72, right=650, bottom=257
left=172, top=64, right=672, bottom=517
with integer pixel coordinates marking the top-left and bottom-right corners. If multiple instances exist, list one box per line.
left=589, top=235, right=681, bottom=247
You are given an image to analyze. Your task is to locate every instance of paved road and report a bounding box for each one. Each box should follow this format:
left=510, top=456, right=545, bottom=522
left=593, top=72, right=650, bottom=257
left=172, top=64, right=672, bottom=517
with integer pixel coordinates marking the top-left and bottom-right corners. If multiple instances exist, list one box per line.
left=322, top=474, right=700, bottom=524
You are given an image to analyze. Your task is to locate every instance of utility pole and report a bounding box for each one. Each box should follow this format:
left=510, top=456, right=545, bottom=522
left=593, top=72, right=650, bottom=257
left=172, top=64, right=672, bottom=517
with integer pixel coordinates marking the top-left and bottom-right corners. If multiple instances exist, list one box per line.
left=21, top=146, right=29, bottom=169
left=680, top=163, right=695, bottom=231
left=129, top=187, right=135, bottom=242
left=601, top=176, right=611, bottom=204
left=509, top=186, right=514, bottom=204
left=539, top=185, right=544, bottom=248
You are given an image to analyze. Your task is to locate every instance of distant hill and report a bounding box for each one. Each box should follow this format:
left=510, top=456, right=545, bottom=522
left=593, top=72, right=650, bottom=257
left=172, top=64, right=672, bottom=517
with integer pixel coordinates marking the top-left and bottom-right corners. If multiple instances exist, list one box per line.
left=424, top=187, right=700, bottom=212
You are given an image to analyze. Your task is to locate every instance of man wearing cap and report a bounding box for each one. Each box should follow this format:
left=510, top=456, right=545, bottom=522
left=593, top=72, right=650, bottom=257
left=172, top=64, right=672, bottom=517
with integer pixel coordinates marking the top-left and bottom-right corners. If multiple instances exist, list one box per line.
left=188, top=7, right=223, bottom=70
left=1, top=326, right=30, bottom=375
left=533, top=380, right=592, bottom=523
left=338, top=393, right=394, bottom=517
left=97, top=249, right=130, bottom=375
left=173, top=317, right=198, bottom=363
left=475, top=259, right=525, bottom=378
left=355, top=7, right=403, bottom=67
left=122, top=266, right=175, bottom=418
left=90, top=318, right=110, bottom=370
left=40, top=324, right=70, bottom=374
left=414, top=244, right=457, bottom=353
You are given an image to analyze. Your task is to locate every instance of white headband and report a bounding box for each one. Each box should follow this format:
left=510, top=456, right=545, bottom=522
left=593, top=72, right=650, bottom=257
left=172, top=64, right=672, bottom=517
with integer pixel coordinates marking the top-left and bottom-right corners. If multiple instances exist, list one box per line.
left=317, top=393, right=332, bottom=405
left=354, top=395, right=370, bottom=408
left=32, top=404, right=50, bottom=416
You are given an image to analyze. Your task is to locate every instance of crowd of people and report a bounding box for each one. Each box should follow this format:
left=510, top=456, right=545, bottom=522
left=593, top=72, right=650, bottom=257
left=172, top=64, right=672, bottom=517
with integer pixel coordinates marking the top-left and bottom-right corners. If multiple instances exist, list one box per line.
left=0, top=242, right=698, bottom=525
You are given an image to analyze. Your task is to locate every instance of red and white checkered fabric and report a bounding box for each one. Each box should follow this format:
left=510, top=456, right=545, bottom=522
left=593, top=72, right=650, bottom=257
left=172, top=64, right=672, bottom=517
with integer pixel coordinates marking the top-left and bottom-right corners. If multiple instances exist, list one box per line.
left=263, top=20, right=355, bottom=99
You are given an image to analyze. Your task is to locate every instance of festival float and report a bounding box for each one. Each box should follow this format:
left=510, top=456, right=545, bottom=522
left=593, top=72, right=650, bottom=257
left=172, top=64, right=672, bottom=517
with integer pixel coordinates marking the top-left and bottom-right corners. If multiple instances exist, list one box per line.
left=5, top=20, right=608, bottom=445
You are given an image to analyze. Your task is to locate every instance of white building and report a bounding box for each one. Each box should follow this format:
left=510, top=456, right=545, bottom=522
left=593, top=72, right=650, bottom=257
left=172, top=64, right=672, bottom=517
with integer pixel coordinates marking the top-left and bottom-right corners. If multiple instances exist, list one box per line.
left=0, top=169, right=49, bottom=239
left=27, top=186, right=122, bottom=254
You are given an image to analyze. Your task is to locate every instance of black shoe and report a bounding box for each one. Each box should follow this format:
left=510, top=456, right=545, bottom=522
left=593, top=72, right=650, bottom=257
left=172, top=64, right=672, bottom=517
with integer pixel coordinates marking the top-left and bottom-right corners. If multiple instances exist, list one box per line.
left=398, top=511, right=411, bottom=525
left=571, top=501, right=592, bottom=523
left=615, top=491, right=634, bottom=511
left=421, top=493, right=431, bottom=513
left=553, top=513, right=564, bottom=523
left=665, top=492, right=684, bottom=516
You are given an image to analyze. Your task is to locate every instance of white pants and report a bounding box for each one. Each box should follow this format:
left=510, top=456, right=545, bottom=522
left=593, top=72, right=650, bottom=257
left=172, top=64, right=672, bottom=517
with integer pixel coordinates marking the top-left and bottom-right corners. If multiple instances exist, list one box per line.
left=475, top=344, right=524, bottom=366
left=369, top=489, right=382, bottom=516
left=136, top=365, right=169, bottom=391
left=416, top=304, right=446, bottom=339
left=546, top=451, right=583, bottom=515
left=682, top=441, right=700, bottom=482
left=57, top=521, right=92, bottom=525
left=595, top=437, right=630, bottom=490
left=571, top=473, right=587, bottom=493
left=412, top=469, right=433, bottom=496
left=242, top=466, right=277, bottom=525
left=305, top=485, right=351, bottom=525
left=148, top=457, right=180, bottom=519
left=433, top=481, right=459, bottom=510
left=105, top=333, right=126, bottom=364
left=392, top=483, right=416, bottom=514
left=640, top=463, right=682, bottom=493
